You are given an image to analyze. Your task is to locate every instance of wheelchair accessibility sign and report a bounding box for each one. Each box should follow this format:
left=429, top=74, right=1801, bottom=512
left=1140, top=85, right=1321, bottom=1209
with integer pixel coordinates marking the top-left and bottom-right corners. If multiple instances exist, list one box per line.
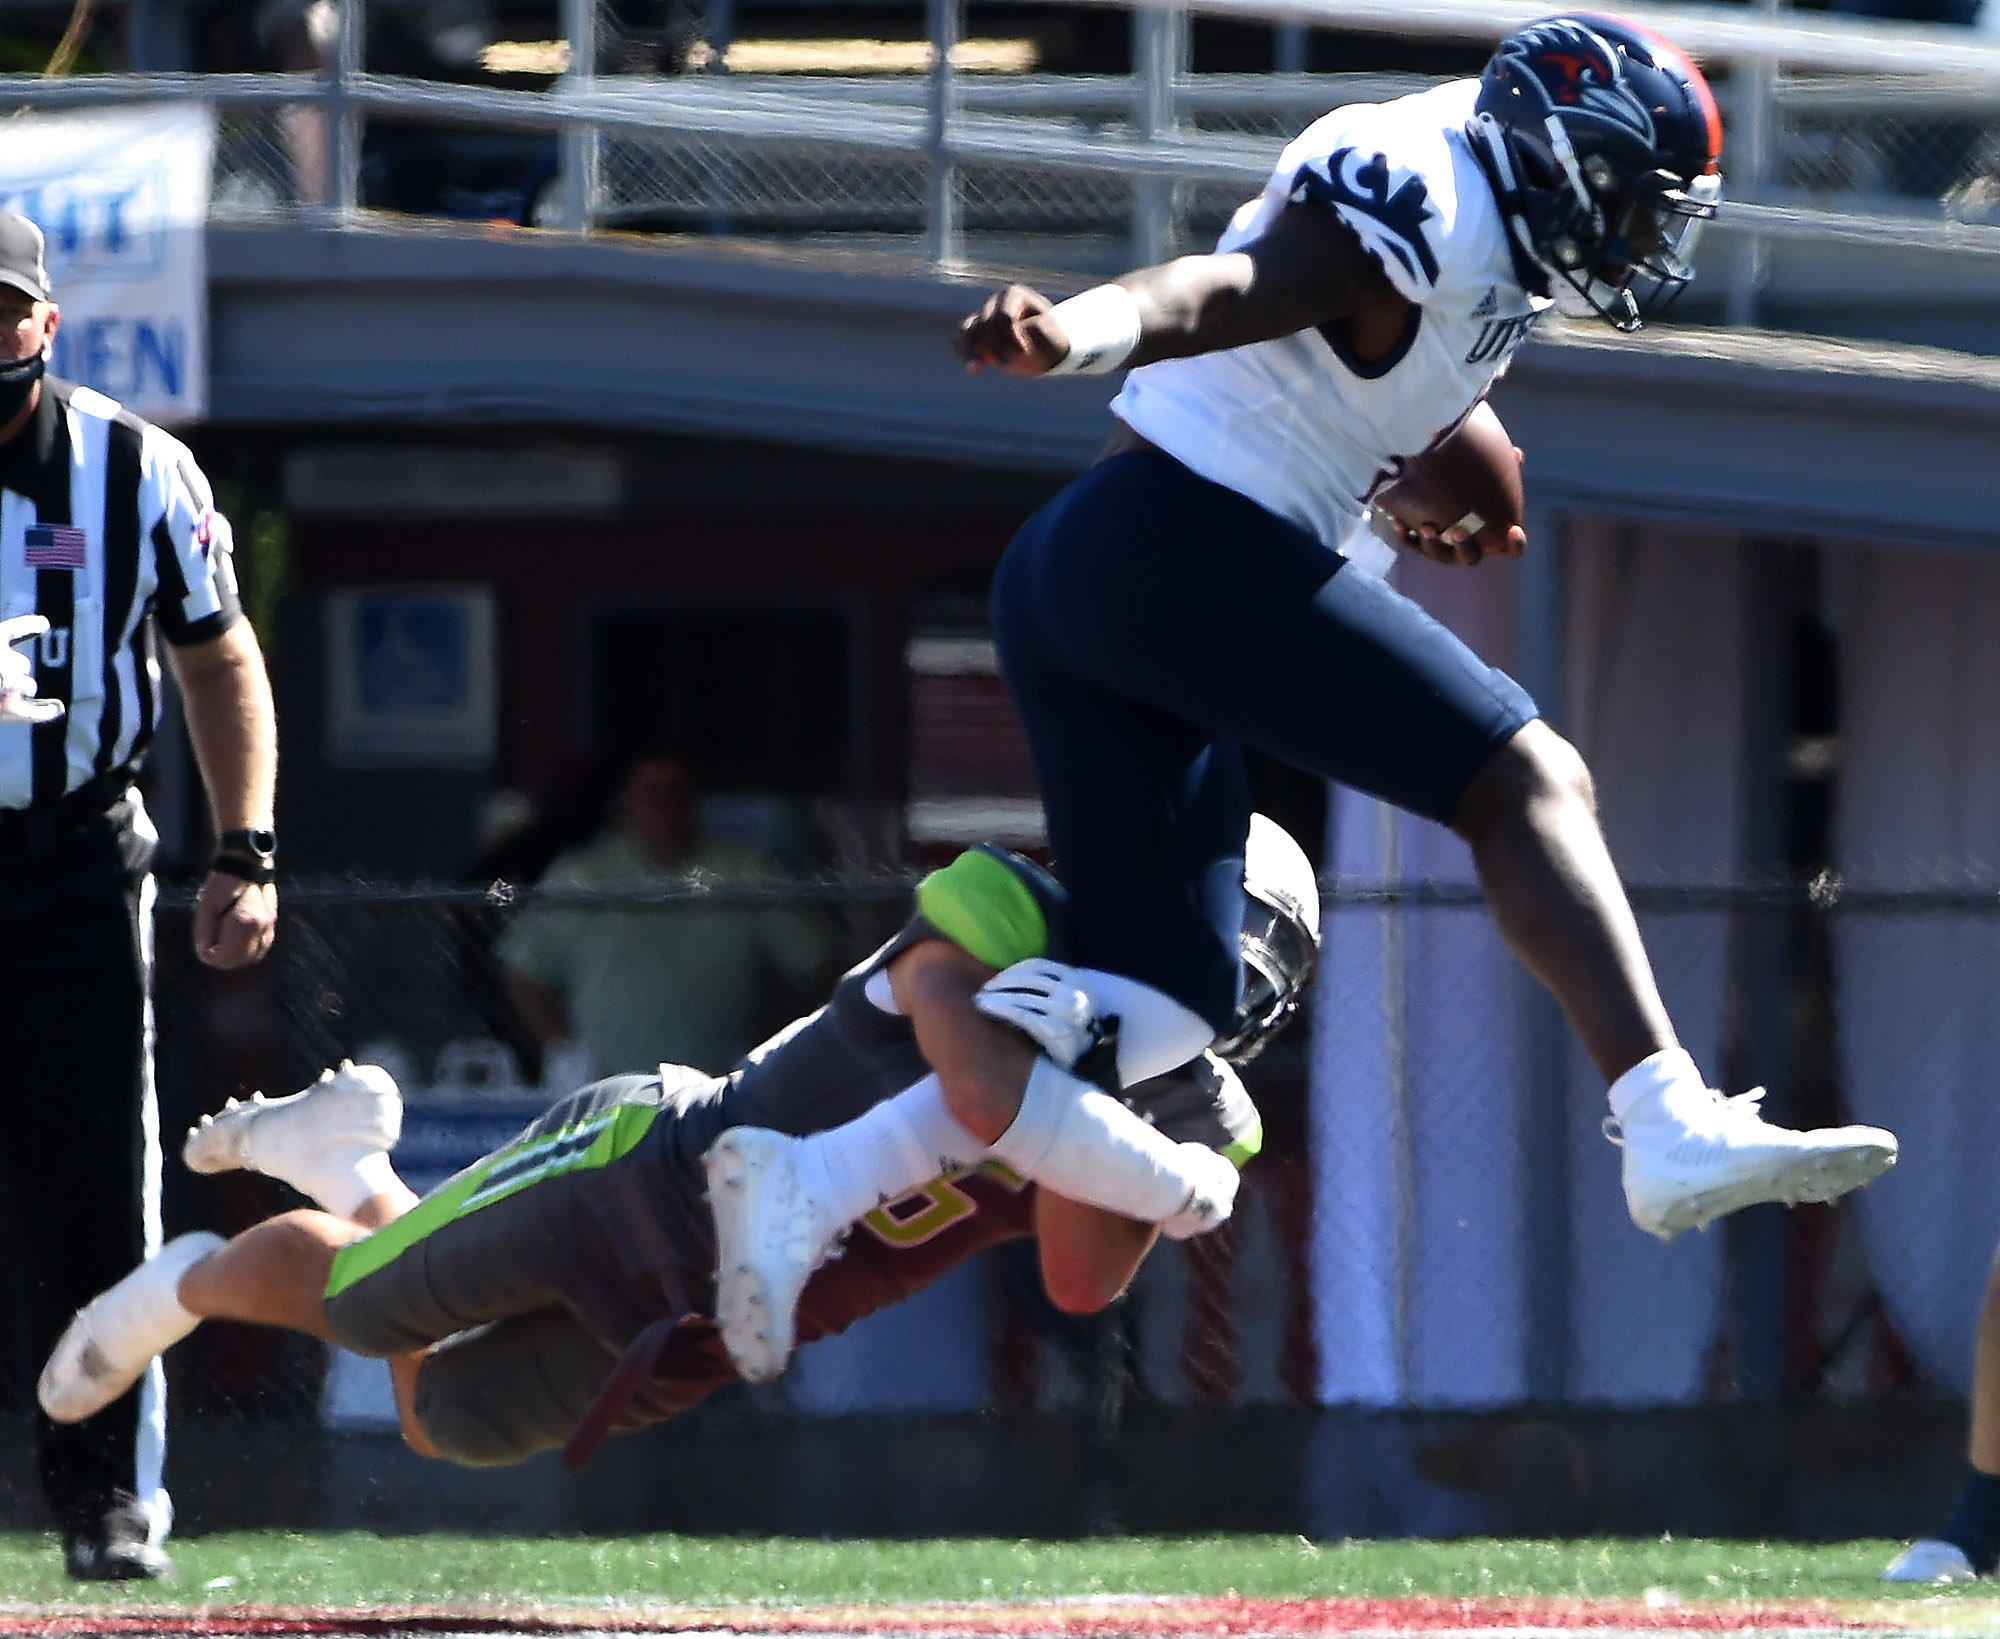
left=0, top=103, right=215, bottom=422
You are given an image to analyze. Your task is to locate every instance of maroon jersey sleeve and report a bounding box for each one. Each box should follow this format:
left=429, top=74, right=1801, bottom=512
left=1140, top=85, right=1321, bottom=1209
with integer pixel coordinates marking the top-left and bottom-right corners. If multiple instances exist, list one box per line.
left=620, top=1164, right=1038, bottom=1437
left=795, top=1162, right=1038, bottom=1346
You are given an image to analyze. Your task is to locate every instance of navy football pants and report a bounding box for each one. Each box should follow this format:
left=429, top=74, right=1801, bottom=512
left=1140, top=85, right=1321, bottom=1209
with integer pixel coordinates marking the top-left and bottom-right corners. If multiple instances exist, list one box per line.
left=990, top=447, right=1538, bottom=1036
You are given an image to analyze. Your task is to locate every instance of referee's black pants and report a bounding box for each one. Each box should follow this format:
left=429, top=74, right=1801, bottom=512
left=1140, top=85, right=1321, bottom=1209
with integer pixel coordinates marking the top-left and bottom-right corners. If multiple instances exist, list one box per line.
left=0, top=797, right=160, bottom=1536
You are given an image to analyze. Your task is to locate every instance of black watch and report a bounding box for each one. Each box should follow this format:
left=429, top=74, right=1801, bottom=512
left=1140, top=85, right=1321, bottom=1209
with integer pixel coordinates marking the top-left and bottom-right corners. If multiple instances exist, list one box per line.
left=217, top=827, right=277, bottom=864
left=213, top=827, right=278, bottom=885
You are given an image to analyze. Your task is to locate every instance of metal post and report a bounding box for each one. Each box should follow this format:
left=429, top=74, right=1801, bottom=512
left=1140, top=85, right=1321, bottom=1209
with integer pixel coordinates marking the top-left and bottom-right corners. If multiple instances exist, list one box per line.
left=706, top=0, right=736, bottom=72
left=1726, top=0, right=1782, bottom=327
left=1378, top=798, right=1415, bottom=1395
left=1515, top=506, right=1571, bottom=1403
left=1131, top=5, right=1186, bottom=266
left=128, top=0, right=192, bottom=72
left=925, top=0, right=963, bottom=268
left=325, top=0, right=363, bottom=219
left=560, top=0, right=599, bottom=233
left=1274, top=22, right=1308, bottom=75
left=1722, top=538, right=1794, bottom=1402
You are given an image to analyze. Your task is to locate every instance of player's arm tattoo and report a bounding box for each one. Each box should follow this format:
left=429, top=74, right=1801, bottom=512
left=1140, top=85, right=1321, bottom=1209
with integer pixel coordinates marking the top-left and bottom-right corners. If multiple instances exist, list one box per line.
left=1121, top=200, right=1402, bottom=368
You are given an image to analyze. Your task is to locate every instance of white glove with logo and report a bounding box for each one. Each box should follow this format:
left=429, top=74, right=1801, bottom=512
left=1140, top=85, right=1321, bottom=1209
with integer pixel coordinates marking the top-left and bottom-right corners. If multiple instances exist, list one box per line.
left=0, top=614, right=62, bottom=725
left=974, top=957, right=1108, bottom=1072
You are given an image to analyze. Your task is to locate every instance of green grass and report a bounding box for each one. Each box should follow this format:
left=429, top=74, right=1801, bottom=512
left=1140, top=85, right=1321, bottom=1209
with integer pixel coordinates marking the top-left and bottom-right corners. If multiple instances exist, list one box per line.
left=0, top=1532, right=1994, bottom=1611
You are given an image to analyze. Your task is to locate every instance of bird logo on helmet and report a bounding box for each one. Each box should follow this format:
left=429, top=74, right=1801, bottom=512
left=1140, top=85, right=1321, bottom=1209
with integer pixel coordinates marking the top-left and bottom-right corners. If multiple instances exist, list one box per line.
left=1214, top=814, right=1323, bottom=1064
left=1468, top=12, right=1723, bottom=332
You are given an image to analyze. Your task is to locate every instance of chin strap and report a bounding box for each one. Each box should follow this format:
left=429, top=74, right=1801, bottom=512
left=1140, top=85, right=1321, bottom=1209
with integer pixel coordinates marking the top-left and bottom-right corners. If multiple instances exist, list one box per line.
left=1466, top=113, right=1555, bottom=301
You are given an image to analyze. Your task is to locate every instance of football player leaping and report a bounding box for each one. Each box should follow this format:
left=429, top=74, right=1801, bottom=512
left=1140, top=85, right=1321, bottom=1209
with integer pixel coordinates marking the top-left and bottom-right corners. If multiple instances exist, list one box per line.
left=38, top=828, right=1317, bottom=1464
left=710, top=13, right=1898, bottom=1388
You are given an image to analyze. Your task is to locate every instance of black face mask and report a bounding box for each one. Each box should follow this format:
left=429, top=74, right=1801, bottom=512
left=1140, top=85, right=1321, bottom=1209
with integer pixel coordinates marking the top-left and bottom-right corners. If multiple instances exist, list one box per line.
left=0, top=349, right=45, bottom=427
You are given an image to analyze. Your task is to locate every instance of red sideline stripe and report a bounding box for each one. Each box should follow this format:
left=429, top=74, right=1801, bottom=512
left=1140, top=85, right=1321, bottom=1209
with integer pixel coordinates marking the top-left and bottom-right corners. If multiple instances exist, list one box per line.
left=0, top=1595, right=1902, bottom=1636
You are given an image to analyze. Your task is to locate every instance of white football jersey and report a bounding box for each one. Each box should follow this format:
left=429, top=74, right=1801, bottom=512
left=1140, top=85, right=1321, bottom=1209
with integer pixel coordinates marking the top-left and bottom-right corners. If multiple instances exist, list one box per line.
left=1110, top=80, right=1552, bottom=559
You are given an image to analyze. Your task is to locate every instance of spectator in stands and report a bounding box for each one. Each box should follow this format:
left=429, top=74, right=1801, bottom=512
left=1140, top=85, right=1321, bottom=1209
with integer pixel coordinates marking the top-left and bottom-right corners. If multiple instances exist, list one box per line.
left=1824, top=0, right=1985, bottom=203
left=254, top=0, right=338, bottom=206
left=253, top=0, right=498, bottom=207
left=499, top=750, right=835, bottom=1077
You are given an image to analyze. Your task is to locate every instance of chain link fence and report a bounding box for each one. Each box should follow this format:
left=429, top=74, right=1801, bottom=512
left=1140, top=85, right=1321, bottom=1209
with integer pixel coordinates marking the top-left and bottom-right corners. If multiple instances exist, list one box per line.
left=195, top=67, right=2000, bottom=247
left=0, top=872, right=1983, bottom=1532
left=1776, top=78, right=2000, bottom=217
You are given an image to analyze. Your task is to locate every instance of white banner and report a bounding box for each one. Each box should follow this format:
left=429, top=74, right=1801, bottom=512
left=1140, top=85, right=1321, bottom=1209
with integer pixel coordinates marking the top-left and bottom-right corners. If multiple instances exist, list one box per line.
left=0, top=103, right=215, bottom=424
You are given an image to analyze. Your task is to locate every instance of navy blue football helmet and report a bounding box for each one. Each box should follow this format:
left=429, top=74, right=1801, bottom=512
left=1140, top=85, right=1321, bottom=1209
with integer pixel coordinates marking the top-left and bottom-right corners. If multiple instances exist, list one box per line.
left=1468, top=13, right=1723, bottom=331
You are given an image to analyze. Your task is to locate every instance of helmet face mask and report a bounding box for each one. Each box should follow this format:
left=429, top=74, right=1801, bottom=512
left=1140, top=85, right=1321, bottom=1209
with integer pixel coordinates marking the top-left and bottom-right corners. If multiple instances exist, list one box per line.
left=1471, top=13, right=1723, bottom=332
left=1214, top=815, right=1322, bottom=1065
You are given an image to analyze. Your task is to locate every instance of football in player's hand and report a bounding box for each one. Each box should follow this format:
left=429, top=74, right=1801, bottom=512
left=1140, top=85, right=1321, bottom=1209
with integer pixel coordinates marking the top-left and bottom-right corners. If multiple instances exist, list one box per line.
left=1374, top=400, right=1526, bottom=564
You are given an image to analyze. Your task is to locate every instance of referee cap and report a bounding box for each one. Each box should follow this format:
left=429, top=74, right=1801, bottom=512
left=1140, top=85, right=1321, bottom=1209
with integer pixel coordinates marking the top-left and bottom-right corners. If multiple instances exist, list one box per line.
left=0, top=214, right=50, bottom=303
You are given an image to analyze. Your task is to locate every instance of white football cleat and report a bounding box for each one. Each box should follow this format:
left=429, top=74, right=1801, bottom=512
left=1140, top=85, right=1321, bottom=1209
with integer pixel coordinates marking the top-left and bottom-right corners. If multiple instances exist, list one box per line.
left=183, top=1061, right=402, bottom=1204
left=1883, top=1538, right=1980, bottom=1583
left=704, top=1126, right=845, bottom=1386
left=1610, top=1087, right=1897, bottom=1243
left=40, top=1232, right=224, bottom=1423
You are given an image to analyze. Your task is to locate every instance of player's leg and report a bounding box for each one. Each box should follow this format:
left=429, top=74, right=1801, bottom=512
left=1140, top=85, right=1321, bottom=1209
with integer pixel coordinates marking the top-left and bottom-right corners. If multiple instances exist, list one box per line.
left=323, top=1073, right=671, bottom=1358
left=43, top=1073, right=641, bottom=1443
left=991, top=460, right=1260, bottom=1037
left=1448, top=722, right=1671, bottom=1078
left=1886, top=1231, right=2000, bottom=1582
left=177, top=1209, right=363, bottom=1338
left=40, top=1209, right=355, bottom=1426
left=994, top=448, right=1894, bottom=1241
left=409, top=1309, right=622, bottom=1467
left=0, top=814, right=175, bottom=1580
left=1032, top=1188, right=1159, bottom=1316
left=40, top=1105, right=431, bottom=1430
left=183, top=1060, right=408, bottom=1221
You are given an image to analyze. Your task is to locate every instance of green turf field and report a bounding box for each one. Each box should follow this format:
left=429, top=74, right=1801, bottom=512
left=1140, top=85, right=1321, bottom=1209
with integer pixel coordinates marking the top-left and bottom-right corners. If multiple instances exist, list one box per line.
left=0, top=1532, right=1992, bottom=1611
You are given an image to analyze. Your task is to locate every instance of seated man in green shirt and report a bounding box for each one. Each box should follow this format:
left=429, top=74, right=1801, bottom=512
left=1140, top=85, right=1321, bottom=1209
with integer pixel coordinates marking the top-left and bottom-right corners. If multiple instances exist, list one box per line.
left=501, top=752, right=835, bottom=1075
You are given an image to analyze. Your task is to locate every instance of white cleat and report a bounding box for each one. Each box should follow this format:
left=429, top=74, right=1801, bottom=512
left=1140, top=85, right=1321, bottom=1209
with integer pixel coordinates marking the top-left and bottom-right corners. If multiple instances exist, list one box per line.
left=704, top=1126, right=845, bottom=1386
left=39, top=1232, right=225, bottom=1424
left=1883, top=1538, right=1981, bottom=1583
left=183, top=1061, right=402, bottom=1198
left=1610, top=1088, right=1898, bottom=1243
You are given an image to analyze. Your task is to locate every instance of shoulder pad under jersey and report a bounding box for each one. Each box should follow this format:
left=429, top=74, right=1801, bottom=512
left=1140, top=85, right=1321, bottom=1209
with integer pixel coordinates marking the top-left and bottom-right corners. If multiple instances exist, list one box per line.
left=1282, top=85, right=1478, bottom=304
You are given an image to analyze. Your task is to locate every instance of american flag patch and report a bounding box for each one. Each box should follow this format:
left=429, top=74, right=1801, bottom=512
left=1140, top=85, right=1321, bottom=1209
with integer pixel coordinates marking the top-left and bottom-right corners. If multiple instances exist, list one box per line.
left=24, top=523, right=86, bottom=568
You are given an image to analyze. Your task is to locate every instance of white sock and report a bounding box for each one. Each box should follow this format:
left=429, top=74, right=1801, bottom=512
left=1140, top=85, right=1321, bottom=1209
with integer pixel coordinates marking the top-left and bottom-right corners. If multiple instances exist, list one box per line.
left=1076, top=968, right=1215, bottom=1085
left=987, top=1057, right=1232, bottom=1224
left=1607, top=1047, right=1714, bottom=1126
left=129, top=1234, right=222, bottom=1355
left=311, top=1148, right=402, bottom=1220
left=792, top=1075, right=987, bottom=1225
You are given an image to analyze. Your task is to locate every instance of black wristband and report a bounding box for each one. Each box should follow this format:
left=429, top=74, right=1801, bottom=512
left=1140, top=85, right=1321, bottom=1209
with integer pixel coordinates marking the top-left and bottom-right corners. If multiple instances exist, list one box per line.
left=217, top=827, right=277, bottom=861
left=210, top=853, right=276, bottom=886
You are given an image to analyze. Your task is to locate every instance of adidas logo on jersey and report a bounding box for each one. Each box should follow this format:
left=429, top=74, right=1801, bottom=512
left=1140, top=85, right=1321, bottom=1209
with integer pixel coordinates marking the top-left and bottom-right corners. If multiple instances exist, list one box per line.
left=1472, top=287, right=1499, bottom=319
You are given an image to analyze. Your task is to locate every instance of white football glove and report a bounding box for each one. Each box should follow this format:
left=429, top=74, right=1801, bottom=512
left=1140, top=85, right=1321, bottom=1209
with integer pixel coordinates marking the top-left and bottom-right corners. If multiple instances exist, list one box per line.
left=974, top=957, right=1109, bottom=1071
left=0, top=614, right=62, bottom=725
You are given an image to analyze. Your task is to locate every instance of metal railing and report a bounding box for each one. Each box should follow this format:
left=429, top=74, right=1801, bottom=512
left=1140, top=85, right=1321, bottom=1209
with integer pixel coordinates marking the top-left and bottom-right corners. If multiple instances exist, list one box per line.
left=6, top=1, right=2000, bottom=311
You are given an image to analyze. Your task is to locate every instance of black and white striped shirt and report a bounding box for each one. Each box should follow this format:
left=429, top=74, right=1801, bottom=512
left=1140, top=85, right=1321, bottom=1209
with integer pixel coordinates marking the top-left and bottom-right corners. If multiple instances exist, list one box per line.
left=0, top=378, right=240, bottom=812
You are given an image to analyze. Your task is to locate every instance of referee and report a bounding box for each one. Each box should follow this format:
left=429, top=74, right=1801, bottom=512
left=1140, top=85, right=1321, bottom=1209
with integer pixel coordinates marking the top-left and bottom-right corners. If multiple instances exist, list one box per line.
left=0, top=213, right=279, bottom=1581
